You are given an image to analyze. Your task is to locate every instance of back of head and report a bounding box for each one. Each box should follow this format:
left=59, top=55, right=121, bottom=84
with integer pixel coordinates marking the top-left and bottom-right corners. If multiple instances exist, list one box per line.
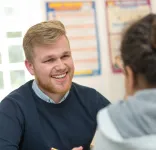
left=23, top=20, right=66, bottom=62
left=121, top=13, right=156, bottom=85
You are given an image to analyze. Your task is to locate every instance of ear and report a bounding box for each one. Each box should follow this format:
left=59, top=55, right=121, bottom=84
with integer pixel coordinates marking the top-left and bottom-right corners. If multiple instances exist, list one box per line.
left=25, top=60, right=35, bottom=75
left=125, top=66, right=135, bottom=96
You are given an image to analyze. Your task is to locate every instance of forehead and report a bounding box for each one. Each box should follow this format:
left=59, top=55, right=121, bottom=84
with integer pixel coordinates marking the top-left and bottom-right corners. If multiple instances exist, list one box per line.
left=33, top=36, right=70, bottom=57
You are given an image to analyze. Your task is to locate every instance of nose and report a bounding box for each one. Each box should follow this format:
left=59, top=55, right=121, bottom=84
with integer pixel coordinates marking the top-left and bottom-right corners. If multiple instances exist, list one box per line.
left=54, top=59, right=66, bottom=71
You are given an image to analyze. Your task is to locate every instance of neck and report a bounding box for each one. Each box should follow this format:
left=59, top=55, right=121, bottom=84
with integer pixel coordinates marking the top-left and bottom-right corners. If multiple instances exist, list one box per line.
left=136, top=75, right=156, bottom=90
left=130, top=75, right=156, bottom=97
left=34, top=80, right=67, bottom=103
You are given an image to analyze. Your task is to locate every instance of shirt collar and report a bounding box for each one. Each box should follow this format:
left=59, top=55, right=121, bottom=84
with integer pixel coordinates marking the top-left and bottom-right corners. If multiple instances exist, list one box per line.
left=32, top=80, right=69, bottom=104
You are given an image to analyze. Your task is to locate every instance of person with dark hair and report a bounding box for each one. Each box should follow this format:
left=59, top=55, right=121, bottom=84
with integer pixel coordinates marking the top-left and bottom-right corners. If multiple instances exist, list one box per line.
left=93, top=13, right=156, bottom=150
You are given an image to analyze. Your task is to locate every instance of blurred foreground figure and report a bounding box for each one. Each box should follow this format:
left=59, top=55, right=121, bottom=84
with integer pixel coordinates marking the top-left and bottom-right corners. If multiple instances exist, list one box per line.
left=94, top=13, right=156, bottom=150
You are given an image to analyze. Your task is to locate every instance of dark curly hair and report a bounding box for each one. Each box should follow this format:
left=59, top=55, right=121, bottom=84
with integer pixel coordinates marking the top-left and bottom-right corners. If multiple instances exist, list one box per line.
left=121, top=13, right=156, bottom=85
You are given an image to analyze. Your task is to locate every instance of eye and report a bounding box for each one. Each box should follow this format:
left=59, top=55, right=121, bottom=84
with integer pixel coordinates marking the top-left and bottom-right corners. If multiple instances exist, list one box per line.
left=62, top=55, right=70, bottom=59
left=44, top=58, right=55, bottom=63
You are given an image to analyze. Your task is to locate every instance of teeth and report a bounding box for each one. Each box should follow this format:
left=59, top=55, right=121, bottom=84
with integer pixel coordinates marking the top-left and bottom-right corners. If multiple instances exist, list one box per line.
left=53, top=73, right=66, bottom=79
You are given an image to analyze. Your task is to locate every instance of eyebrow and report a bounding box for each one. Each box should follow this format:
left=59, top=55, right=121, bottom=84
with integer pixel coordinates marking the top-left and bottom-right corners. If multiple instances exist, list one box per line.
left=43, top=55, right=56, bottom=60
left=43, top=51, right=71, bottom=60
left=63, top=51, right=71, bottom=54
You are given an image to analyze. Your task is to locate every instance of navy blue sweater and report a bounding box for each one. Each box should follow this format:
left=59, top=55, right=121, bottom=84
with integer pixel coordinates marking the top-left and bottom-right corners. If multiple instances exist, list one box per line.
left=0, top=80, right=110, bottom=150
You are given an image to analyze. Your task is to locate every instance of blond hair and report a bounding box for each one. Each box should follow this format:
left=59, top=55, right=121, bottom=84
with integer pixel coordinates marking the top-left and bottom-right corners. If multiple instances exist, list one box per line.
left=23, top=20, right=66, bottom=62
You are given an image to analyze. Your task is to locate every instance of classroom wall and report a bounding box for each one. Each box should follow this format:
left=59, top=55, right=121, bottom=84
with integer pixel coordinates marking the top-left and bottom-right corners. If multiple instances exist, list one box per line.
left=24, top=0, right=123, bottom=103
left=1, top=0, right=156, bottom=102
left=22, top=0, right=156, bottom=103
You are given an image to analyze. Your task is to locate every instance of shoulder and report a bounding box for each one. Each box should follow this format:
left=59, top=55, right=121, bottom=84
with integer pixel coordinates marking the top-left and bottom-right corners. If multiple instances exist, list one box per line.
left=72, top=82, right=96, bottom=92
left=0, top=80, right=33, bottom=109
left=71, top=82, right=110, bottom=110
left=72, top=82, right=107, bottom=98
left=71, top=82, right=104, bottom=100
left=97, top=108, right=123, bottom=141
left=93, top=108, right=123, bottom=150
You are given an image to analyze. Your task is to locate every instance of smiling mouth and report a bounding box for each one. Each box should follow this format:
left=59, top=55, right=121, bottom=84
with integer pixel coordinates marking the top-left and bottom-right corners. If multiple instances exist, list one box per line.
left=52, top=73, right=67, bottom=79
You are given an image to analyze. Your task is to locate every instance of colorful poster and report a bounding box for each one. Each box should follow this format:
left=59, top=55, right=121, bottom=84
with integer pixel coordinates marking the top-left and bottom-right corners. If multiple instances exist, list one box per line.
left=45, top=1, right=101, bottom=76
left=105, top=0, right=151, bottom=73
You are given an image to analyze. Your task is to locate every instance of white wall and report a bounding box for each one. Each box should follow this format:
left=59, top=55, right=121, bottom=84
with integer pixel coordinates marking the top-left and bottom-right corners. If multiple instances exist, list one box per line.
left=72, top=0, right=125, bottom=102
left=1, top=0, right=156, bottom=102
left=24, top=0, right=125, bottom=103
left=21, top=0, right=156, bottom=103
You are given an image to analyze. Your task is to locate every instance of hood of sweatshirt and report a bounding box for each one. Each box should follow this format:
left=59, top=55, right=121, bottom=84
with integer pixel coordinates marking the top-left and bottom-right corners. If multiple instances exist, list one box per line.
left=108, top=89, right=156, bottom=139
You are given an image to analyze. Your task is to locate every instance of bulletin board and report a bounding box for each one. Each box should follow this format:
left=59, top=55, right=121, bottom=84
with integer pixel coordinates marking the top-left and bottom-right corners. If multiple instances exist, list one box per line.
left=44, top=0, right=101, bottom=77
left=105, top=0, right=151, bottom=73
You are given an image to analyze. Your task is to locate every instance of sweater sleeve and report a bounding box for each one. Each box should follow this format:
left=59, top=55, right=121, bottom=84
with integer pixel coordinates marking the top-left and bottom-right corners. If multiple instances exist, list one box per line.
left=95, top=91, right=110, bottom=113
left=0, top=98, right=24, bottom=150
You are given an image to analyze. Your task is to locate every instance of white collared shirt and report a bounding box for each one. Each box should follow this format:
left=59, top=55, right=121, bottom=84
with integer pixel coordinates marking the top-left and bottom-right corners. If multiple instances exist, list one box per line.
left=32, top=80, right=69, bottom=104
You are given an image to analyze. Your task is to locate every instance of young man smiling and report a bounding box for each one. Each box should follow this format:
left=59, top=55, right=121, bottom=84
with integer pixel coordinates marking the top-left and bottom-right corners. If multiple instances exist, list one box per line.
left=0, top=20, right=110, bottom=150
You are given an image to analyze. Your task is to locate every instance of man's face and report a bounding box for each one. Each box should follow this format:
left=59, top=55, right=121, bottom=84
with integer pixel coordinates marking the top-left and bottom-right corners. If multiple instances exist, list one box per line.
left=26, top=35, right=75, bottom=95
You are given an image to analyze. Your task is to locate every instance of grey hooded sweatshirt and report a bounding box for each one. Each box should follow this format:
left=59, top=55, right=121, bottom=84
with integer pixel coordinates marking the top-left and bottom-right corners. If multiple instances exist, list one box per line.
left=94, top=89, right=156, bottom=150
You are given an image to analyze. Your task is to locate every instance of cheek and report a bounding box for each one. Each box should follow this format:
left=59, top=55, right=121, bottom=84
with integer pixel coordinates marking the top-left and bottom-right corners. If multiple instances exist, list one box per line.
left=66, top=59, right=74, bottom=69
left=34, top=66, right=50, bottom=76
left=70, top=62, right=75, bottom=71
left=125, top=75, right=133, bottom=97
left=124, top=76, right=129, bottom=93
